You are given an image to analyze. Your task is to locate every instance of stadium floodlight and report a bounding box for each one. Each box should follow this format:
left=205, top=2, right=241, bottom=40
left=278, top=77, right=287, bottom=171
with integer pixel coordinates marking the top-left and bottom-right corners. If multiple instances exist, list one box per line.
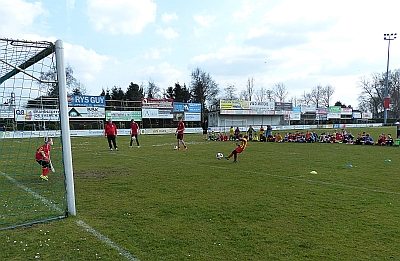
left=0, top=38, right=76, bottom=230
left=383, top=33, right=397, bottom=125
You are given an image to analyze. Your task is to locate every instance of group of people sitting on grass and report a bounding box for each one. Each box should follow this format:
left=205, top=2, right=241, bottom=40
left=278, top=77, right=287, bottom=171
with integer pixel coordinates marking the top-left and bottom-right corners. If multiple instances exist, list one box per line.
left=208, top=127, right=396, bottom=146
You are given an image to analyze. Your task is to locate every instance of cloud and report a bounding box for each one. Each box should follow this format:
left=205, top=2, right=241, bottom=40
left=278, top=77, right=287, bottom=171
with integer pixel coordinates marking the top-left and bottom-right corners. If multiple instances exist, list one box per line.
left=87, top=0, right=157, bottom=35
left=64, top=43, right=111, bottom=90
left=193, top=14, right=215, bottom=28
left=137, top=62, right=184, bottom=89
left=156, top=27, right=179, bottom=40
left=161, top=13, right=178, bottom=23
left=66, top=0, right=75, bottom=9
left=0, top=0, right=46, bottom=37
left=142, top=47, right=171, bottom=60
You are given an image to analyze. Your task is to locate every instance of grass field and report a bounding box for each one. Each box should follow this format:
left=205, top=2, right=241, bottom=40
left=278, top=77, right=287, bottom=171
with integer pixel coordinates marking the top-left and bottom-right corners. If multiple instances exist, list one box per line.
left=1, top=127, right=400, bottom=260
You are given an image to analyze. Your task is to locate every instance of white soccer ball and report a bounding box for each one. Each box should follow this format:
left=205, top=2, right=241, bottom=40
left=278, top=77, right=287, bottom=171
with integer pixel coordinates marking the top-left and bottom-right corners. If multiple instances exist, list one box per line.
left=174, top=145, right=178, bottom=150
left=216, top=152, right=224, bottom=160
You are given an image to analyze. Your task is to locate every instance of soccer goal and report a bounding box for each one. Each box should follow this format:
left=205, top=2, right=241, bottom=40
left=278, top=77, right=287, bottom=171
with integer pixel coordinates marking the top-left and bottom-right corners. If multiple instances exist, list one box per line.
left=0, top=38, right=76, bottom=230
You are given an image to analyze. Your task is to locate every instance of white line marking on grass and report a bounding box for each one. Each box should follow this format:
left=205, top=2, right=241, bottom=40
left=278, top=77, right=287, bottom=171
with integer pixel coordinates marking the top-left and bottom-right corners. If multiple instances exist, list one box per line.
left=0, top=171, right=139, bottom=261
left=211, top=165, right=400, bottom=196
left=76, top=220, right=139, bottom=261
left=0, top=171, right=63, bottom=212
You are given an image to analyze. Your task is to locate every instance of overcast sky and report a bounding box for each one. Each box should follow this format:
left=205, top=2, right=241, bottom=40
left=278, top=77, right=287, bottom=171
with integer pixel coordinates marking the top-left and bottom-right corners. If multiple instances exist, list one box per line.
left=1, top=0, right=400, bottom=109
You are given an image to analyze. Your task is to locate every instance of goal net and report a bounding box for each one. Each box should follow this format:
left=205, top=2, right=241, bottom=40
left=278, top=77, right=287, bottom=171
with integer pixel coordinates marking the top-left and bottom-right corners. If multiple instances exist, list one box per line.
left=0, top=38, right=75, bottom=230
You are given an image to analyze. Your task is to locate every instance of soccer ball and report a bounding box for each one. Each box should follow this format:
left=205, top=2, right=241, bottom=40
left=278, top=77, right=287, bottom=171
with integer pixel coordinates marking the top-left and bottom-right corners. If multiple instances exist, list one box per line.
left=173, top=145, right=178, bottom=150
left=216, top=152, right=224, bottom=160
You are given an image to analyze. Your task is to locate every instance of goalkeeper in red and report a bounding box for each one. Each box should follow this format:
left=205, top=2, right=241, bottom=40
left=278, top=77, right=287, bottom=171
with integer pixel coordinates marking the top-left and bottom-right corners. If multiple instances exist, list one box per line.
left=226, top=134, right=248, bottom=163
left=35, top=137, right=53, bottom=181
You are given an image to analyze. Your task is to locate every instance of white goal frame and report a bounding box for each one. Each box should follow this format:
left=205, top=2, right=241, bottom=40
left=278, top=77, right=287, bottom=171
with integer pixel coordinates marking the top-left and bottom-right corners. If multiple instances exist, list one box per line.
left=0, top=38, right=76, bottom=217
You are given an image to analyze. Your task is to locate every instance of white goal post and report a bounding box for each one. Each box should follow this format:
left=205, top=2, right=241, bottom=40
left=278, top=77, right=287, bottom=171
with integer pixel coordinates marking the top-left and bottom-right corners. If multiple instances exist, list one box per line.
left=55, top=40, right=76, bottom=216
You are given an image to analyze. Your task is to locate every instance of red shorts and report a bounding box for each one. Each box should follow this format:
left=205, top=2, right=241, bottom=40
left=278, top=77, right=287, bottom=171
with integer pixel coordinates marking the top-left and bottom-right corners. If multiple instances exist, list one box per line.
left=177, top=133, right=184, bottom=140
left=235, top=147, right=244, bottom=153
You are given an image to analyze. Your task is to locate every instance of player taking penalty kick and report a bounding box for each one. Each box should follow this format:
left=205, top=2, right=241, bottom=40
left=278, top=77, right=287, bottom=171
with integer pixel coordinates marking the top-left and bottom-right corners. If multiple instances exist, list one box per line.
left=226, top=134, right=248, bottom=163
left=35, top=137, right=53, bottom=181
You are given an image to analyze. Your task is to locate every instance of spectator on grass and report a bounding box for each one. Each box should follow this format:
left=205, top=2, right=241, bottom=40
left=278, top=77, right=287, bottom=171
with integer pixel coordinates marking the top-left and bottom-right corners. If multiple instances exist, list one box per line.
left=396, top=120, right=400, bottom=138
left=377, top=133, right=387, bottom=146
left=247, top=125, right=255, bottom=141
left=202, top=120, right=208, bottom=140
left=265, top=125, right=272, bottom=140
left=259, top=126, right=266, bottom=142
left=386, top=134, right=394, bottom=146
left=274, top=133, right=283, bottom=142
left=229, top=126, right=235, bottom=141
left=234, top=127, right=240, bottom=140
left=364, top=133, right=374, bottom=145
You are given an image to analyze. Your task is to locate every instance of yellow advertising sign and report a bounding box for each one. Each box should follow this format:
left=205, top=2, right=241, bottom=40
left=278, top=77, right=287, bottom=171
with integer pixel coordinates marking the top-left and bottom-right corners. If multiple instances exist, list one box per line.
left=220, top=100, right=250, bottom=110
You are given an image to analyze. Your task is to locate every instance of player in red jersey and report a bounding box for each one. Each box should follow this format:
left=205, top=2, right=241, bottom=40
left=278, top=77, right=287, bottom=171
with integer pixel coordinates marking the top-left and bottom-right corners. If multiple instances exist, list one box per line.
left=176, top=118, right=187, bottom=150
left=129, top=119, right=140, bottom=148
left=105, top=119, right=118, bottom=151
left=35, top=137, right=53, bottom=181
left=226, top=134, right=248, bottom=163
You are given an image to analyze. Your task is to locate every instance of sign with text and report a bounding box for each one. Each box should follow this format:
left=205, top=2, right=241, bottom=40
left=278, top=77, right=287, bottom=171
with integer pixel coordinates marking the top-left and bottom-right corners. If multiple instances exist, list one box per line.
left=68, top=95, right=105, bottom=107
left=142, top=108, right=173, bottom=119
left=0, top=108, right=14, bottom=119
left=184, top=112, right=201, bottom=121
left=68, top=107, right=105, bottom=118
left=341, top=108, right=353, bottom=115
left=220, top=109, right=275, bottom=115
left=173, top=102, right=201, bottom=113
left=352, top=112, right=362, bottom=119
left=249, top=101, right=275, bottom=111
left=301, top=105, right=316, bottom=113
left=15, top=108, right=59, bottom=122
left=220, top=100, right=250, bottom=110
left=362, top=112, right=372, bottom=119
left=289, top=112, right=301, bottom=120
left=274, top=102, right=292, bottom=111
left=106, top=111, right=142, bottom=121
left=141, top=98, right=173, bottom=108
left=328, top=106, right=341, bottom=113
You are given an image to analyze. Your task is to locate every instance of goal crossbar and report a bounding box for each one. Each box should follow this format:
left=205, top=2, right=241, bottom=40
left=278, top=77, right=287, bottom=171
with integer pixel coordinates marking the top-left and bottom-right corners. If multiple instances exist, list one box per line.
left=0, top=42, right=54, bottom=85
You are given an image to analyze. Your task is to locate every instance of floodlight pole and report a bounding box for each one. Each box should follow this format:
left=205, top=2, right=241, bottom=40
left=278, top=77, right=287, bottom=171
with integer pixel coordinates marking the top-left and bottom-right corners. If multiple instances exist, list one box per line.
left=383, top=33, right=397, bottom=125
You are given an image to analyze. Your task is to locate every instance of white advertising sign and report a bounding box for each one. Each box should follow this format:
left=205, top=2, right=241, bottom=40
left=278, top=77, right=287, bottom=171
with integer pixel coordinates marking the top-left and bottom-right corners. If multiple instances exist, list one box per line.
left=327, top=112, right=341, bottom=119
left=15, top=108, right=60, bottom=122
left=249, top=101, right=275, bottom=111
left=352, top=112, right=362, bottom=119
left=0, top=108, right=14, bottom=119
left=68, top=107, right=105, bottom=118
left=362, top=112, right=372, bottom=119
left=184, top=112, right=201, bottom=121
left=142, top=108, right=173, bottom=119
left=289, top=112, right=301, bottom=120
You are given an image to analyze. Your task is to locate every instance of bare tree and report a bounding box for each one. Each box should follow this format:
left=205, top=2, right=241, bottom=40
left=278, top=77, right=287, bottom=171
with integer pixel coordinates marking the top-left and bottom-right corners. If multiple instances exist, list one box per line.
left=273, top=83, right=288, bottom=102
left=224, top=84, right=238, bottom=100
left=190, top=67, right=219, bottom=121
left=254, top=87, right=266, bottom=102
left=321, top=85, right=335, bottom=107
left=358, top=75, right=383, bottom=117
left=300, top=91, right=313, bottom=105
left=146, top=80, right=160, bottom=99
left=239, top=89, right=248, bottom=100
left=266, top=89, right=274, bottom=101
left=246, top=77, right=254, bottom=101
left=310, top=85, right=324, bottom=108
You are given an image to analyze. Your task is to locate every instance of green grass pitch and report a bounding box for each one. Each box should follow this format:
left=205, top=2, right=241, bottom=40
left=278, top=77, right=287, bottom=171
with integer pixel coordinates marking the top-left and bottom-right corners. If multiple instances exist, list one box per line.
left=1, top=127, right=400, bottom=260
